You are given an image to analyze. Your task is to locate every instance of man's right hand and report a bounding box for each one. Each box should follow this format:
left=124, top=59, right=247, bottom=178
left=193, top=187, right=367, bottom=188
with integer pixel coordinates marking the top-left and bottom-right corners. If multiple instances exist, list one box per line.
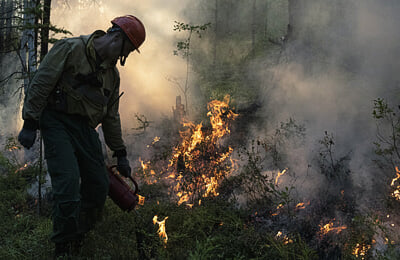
left=18, top=128, right=37, bottom=149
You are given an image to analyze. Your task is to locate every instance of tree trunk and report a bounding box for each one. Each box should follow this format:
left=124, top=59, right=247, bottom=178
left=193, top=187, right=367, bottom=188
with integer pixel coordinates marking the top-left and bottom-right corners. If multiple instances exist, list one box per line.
left=5, top=0, right=12, bottom=50
left=40, top=0, right=51, bottom=61
left=264, top=1, right=268, bottom=40
left=20, top=0, right=36, bottom=92
left=287, top=0, right=303, bottom=41
left=213, top=0, right=218, bottom=69
left=34, top=0, right=39, bottom=61
left=251, top=0, right=256, bottom=52
left=0, top=0, right=5, bottom=51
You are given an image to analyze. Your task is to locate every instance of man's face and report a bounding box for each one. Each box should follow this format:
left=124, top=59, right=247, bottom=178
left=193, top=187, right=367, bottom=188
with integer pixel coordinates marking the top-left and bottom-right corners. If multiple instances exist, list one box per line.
left=107, top=33, right=136, bottom=65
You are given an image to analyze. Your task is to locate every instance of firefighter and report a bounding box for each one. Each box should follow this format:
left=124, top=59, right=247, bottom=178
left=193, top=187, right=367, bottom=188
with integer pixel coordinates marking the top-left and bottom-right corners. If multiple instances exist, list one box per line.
left=17, top=15, right=145, bottom=257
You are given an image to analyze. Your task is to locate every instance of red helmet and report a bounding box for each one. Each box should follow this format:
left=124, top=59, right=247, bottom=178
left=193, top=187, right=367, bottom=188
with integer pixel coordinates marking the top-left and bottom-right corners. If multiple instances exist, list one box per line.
left=111, top=15, right=146, bottom=53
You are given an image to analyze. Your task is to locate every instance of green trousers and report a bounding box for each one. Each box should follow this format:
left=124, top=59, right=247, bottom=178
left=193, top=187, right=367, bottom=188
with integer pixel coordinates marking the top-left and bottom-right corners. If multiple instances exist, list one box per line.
left=40, top=108, right=109, bottom=244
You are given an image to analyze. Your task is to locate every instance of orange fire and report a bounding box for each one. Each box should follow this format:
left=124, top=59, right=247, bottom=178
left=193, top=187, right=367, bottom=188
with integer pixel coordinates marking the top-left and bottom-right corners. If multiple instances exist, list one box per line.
left=135, top=96, right=237, bottom=206
left=153, top=215, right=168, bottom=244
left=271, top=204, right=284, bottom=216
left=137, top=195, right=145, bottom=206
left=8, top=146, right=19, bottom=151
left=152, top=136, right=160, bottom=144
left=275, top=231, right=293, bottom=244
left=166, top=95, right=238, bottom=205
left=319, top=219, right=347, bottom=236
left=14, top=163, right=28, bottom=174
left=390, top=167, right=400, bottom=200
left=275, top=168, right=287, bottom=185
left=139, top=158, right=158, bottom=184
left=352, top=243, right=371, bottom=259
left=295, top=201, right=310, bottom=210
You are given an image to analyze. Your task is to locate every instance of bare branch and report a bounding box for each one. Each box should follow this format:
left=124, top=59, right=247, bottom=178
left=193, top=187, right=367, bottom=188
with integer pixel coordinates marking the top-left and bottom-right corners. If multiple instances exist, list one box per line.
left=0, top=16, right=24, bottom=20
left=0, top=71, right=23, bottom=84
left=166, top=76, right=185, bottom=94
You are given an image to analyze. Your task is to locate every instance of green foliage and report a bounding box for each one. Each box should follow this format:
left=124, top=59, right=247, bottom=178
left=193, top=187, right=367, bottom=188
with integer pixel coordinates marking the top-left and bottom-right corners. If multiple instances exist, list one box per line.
left=372, top=98, right=400, bottom=169
left=264, top=118, right=306, bottom=168
left=172, top=20, right=211, bottom=113
left=317, top=131, right=351, bottom=182
left=264, top=234, right=318, bottom=260
left=173, top=21, right=211, bottom=58
left=0, top=154, right=52, bottom=260
left=0, top=150, right=316, bottom=260
left=20, top=2, right=72, bottom=42
left=222, top=119, right=306, bottom=214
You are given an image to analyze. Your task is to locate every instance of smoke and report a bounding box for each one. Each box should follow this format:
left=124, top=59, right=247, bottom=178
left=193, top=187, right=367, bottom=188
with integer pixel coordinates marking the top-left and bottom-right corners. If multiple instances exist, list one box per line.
left=253, top=0, right=400, bottom=205
left=2, top=0, right=399, bottom=210
left=0, top=52, right=23, bottom=145
left=51, top=0, right=189, bottom=128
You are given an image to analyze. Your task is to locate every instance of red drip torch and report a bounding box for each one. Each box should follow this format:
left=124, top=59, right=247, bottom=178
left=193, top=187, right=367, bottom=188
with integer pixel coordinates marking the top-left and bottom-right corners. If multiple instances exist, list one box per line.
left=107, top=165, right=139, bottom=212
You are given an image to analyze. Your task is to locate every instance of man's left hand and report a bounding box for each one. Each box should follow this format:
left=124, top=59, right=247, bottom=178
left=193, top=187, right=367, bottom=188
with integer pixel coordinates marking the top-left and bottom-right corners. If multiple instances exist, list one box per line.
left=117, top=156, right=131, bottom=177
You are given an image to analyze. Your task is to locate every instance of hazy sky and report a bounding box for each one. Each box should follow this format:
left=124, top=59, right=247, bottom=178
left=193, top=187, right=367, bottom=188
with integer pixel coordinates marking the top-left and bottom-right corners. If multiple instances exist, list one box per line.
left=51, top=0, right=189, bottom=129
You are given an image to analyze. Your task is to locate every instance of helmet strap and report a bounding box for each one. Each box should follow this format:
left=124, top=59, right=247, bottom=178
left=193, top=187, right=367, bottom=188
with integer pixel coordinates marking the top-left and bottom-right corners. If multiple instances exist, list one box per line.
left=120, top=56, right=126, bottom=66
left=119, top=38, right=127, bottom=66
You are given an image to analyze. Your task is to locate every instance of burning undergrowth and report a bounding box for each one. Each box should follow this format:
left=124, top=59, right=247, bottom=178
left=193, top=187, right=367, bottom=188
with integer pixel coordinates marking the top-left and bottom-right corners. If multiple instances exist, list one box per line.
left=124, top=95, right=400, bottom=258
left=134, top=95, right=238, bottom=206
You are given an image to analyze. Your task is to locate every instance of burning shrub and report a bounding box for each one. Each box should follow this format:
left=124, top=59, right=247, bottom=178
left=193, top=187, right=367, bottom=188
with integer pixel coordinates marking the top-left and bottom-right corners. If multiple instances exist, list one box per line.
left=134, top=95, right=238, bottom=207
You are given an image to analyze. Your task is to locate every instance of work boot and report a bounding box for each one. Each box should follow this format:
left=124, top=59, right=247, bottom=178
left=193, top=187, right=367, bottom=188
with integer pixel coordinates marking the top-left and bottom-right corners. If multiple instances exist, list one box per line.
left=54, top=238, right=83, bottom=259
left=71, top=237, right=84, bottom=255
left=54, top=242, right=71, bottom=259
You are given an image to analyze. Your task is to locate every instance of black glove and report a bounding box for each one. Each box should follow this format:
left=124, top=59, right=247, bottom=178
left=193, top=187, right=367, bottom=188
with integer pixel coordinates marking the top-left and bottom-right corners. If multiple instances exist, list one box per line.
left=18, top=120, right=38, bottom=149
left=117, top=156, right=131, bottom=177
left=18, top=128, right=37, bottom=149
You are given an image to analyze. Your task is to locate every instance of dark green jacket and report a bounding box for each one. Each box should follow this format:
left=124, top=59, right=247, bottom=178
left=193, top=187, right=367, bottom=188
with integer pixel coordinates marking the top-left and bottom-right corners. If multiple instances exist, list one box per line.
left=22, top=30, right=126, bottom=152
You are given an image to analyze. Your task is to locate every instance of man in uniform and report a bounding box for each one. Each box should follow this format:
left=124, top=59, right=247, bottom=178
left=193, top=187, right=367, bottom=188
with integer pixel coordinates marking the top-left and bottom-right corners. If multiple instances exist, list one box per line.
left=17, top=15, right=145, bottom=257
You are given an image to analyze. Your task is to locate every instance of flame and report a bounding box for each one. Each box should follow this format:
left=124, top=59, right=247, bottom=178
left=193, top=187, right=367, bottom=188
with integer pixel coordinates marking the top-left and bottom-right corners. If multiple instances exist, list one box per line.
left=319, top=219, right=347, bottom=236
left=166, top=95, right=237, bottom=205
left=137, top=195, right=145, bottom=206
left=153, top=215, right=168, bottom=244
left=139, top=158, right=158, bottom=184
left=14, top=163, right=28, bottom=173
left=271, top=204, right=284, bottom=216
left=390, top=167, right=400, bottom=200
left=134, top=95, right=237, bottom=206
left=295, top=201, right=310, bottom=210
left=139, top=158, right=149, bottom=171
left=275, top=169, right=287, bottom=185
left=206, top=95, right=238, bottom=139
left=352, top=243, right=371, bottom=259
left=152, top=136, right=160, bottom=144
left=275, top=231, right=293, bottom=244
left=8, top=146, right=19, bottom=151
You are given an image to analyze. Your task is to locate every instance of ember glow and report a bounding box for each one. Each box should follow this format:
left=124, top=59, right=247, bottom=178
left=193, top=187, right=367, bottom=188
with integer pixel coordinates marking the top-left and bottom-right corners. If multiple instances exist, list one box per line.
left=271, top=204, right=284, bottom=216
left=153, top=215, right=168, bottom=244
left=152, top=136, right=160, bottom=144
left=275, top=231, right=293, bottom=245
left=275, top=168, right=287, bottom=185
left=137, top=195, right=145, bottom=206
left=319, top=219, right=347, bottom=236
left=139, top=158, right=157, bottom=184
left=390, top=167, right=400, bottom=200
left=8, top=146, right=19, bottom=151
left=352, top=243, right=371, bottom=259
left=14, top=163, right=28, bottom=174
left=295, top=201, right=310, bottom=210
